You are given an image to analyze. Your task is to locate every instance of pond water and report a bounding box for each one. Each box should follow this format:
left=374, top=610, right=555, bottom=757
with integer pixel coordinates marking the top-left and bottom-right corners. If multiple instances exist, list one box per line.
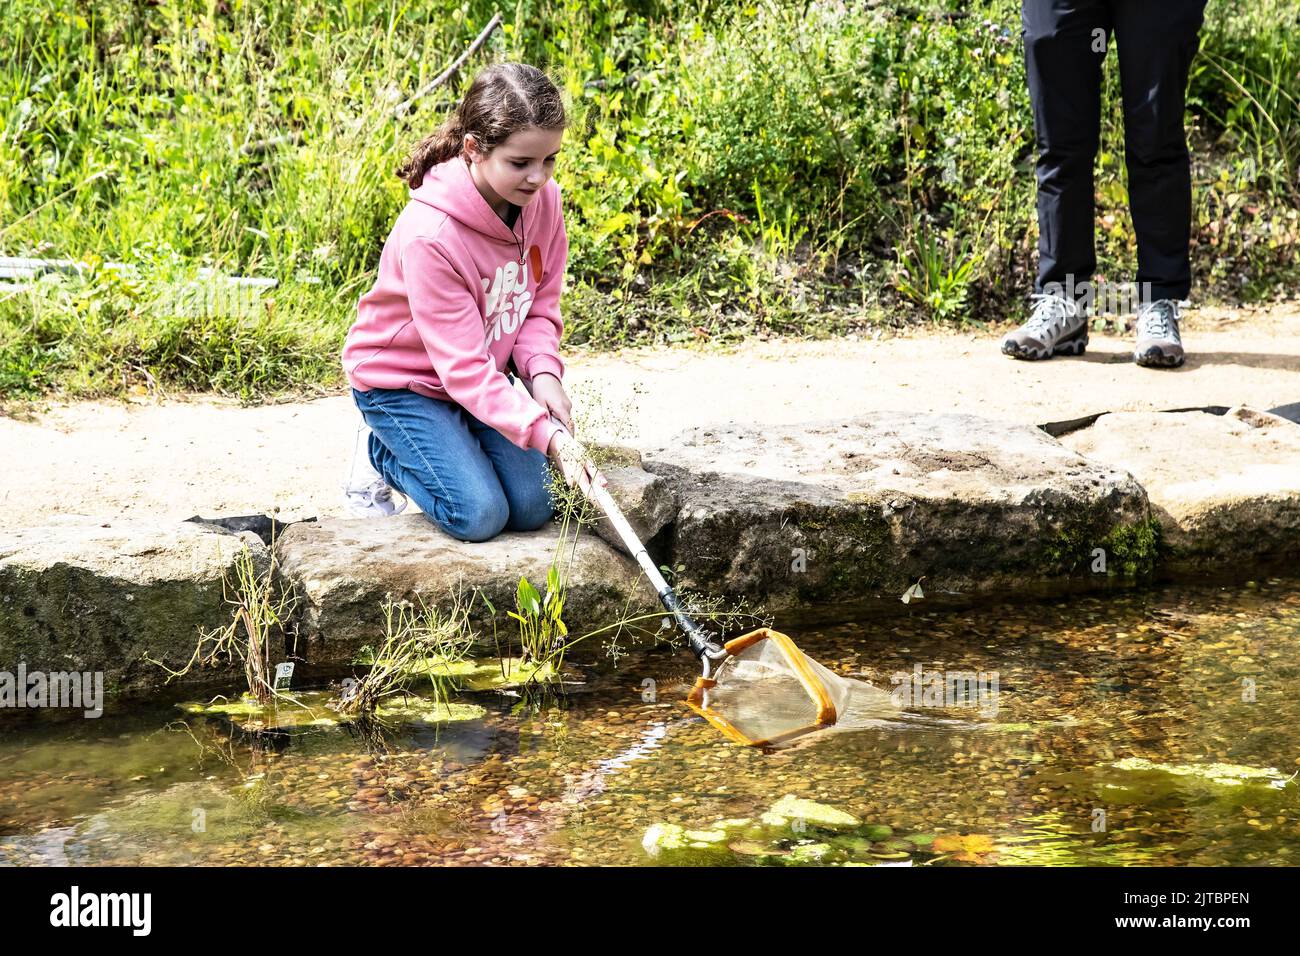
left=3, top=577, right=1299, bottom=867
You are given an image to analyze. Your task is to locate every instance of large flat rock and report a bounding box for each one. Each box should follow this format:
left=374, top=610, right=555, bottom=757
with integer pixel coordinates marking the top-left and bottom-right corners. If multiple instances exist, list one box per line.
left=641, top=412, right=1153, bottom=606
left=273, top=515, right=658, bottom=667
left=7, top=406, right=1296, bottom=706
left=1060, top=407, right=1300, bottom=569
left=583, top=444, right=677, bottom=555
left=0, top=520, right=268, bottom=696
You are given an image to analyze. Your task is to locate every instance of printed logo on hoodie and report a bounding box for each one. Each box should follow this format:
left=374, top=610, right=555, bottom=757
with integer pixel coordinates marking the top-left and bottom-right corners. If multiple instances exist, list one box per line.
left=482, top=246, right=541, bottom=344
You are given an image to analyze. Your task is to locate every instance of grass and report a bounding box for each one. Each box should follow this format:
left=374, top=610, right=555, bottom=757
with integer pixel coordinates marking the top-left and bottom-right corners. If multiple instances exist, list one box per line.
left=1, top=0, right=1297, bottom=400
left=339, top=588, right=479, bottom=719
left=148, top=534, right=298, bottom=704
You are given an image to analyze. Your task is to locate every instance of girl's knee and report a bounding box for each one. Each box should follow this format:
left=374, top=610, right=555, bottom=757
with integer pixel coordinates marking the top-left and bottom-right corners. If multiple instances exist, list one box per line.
left=505, top=485, right=555, bottom=533
left=504, top=494, right=551, bottom=530
left=440, top=491, right=510, bottom=542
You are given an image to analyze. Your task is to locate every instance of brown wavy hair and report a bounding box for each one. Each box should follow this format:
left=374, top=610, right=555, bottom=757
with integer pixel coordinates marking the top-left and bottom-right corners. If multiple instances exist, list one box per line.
left=396, top=63, right=568, bottom=188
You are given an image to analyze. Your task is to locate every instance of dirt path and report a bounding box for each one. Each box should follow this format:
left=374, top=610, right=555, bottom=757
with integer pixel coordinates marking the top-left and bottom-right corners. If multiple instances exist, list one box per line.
left=3, top=304, right=1297, bottom=530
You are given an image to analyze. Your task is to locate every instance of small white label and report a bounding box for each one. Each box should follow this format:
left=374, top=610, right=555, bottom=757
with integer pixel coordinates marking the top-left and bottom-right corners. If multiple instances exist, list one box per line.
left=273, top=662, right=295, bottom=689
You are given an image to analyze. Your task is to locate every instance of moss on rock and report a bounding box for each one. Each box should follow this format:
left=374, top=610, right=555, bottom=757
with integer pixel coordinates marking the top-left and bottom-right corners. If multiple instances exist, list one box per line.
left=1101, top=518, right=1163, bottom=577
left=794, top=504, right=899, bottom=600
left=1044, top=515, right=1163, bottom=578
left=760, top=794, right=862, bottom=829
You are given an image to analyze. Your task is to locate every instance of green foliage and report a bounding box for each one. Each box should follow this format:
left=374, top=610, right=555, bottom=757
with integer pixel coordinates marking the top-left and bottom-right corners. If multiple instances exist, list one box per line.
left=893, top=225, right=975, bottom=322
left=148, top=535, right=297, bottom=705
left=1101, top=519, right=1162, bottom=579
left=1, top=0, right=1297, bottom=397
left=1044, top=516, right=1163, bottom=578
left=508, top=564, right=570, bottom=669
left=342, top=589, right=479, bottom=719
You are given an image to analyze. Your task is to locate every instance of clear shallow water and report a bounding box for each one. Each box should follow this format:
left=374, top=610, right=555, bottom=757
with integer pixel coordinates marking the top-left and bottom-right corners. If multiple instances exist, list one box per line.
left=3, top=577, right=1299, bottom=867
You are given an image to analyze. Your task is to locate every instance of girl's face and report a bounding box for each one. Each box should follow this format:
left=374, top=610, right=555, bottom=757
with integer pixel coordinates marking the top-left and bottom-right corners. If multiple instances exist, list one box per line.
left=465, top=125, right=563, bottom=215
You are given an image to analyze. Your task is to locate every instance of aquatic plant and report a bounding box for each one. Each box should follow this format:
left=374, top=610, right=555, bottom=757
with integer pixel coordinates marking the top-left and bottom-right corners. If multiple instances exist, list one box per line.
left=337, top=587, right=479, bottom=719
left=509, top=564, right=569, bottom=671
left=149, top=533, right=297, bottom=705
left=498, top=381, right=771, bottom=671
left=180, top=689, right=486, bottom=731
left=504, top=424, right=621, bottom=670
left=494, top=394, right=621, bottom=670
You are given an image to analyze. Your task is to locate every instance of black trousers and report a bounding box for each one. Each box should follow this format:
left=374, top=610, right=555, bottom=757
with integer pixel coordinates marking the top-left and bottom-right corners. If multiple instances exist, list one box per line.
left=1022, top=0, right=1208, bottom=303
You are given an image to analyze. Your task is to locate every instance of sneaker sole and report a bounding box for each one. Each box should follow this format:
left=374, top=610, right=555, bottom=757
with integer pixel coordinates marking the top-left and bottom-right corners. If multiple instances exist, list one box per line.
left=1133, top=347, right=1185, bottom=369
left=1001, top=335, right=1088, bottom=361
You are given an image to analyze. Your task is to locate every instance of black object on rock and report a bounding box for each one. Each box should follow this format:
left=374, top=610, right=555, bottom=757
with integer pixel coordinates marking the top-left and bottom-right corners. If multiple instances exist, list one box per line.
left=1266, top=402, right=1300, bottom=425
left=1037, top=403, right=1300, bottom=438
left=184, top=514, right=314, bottom=547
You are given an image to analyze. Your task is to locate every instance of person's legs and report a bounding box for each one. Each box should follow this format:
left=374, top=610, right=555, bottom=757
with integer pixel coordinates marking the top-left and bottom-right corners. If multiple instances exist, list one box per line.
left=1111, top=0, right=1208, bottom=304
left=1022, top=0, right=1110, bottom=296
left=465, top=413, right=556, bottom=532
left=352, top=387, right=510, bottom=542
left=1002, top=0, right=1109, bottom=361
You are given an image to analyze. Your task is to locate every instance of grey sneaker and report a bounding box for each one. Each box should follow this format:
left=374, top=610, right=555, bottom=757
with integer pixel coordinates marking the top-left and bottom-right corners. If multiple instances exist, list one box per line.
left=344, top=477, right=408, bottom=518
left=1133, top=300, right=1185, bottom=368
left=1001, top=293, right=1089, bottom=360
left=341, top=418, right=408, bottom=517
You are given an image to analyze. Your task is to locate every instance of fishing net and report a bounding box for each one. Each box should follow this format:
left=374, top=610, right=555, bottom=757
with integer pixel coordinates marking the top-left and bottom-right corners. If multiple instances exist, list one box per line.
left=686, top=628, right=895, bottom=747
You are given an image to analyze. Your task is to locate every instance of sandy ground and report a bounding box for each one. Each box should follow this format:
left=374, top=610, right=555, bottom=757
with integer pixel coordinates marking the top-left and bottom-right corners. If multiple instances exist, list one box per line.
left=2, top=303, right=1297, bottom=530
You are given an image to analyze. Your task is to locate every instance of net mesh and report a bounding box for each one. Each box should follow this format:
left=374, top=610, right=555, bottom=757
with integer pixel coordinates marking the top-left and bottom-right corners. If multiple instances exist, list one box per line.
left=689, top=629, right=895, bottom=747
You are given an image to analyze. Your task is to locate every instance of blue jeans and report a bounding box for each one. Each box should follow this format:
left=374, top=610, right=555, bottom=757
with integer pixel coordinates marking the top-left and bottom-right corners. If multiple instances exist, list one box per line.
left=352, top=387, right=555, bottom=542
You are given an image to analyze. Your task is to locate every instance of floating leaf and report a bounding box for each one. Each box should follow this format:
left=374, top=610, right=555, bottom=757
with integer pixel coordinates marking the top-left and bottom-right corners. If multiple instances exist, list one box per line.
left=932, top=833, right=997, bottom=862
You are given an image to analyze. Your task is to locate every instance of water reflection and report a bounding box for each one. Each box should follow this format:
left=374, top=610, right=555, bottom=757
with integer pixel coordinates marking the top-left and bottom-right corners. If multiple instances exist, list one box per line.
left=1, top=577, right=1297, bottom=866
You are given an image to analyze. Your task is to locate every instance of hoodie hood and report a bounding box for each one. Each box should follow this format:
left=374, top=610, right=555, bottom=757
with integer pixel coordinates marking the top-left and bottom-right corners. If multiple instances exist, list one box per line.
left=410, top=157, right=525, bottom=244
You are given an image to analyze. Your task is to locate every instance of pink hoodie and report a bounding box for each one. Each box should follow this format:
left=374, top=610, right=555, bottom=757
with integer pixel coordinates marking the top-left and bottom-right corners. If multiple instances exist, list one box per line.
left=342, top=156, right=567, bottom=454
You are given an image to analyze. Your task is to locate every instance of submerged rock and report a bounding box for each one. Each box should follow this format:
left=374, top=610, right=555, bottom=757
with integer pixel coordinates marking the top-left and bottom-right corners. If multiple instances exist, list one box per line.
left=1111, top=757, right=1296, bottom=790
left=641, top=822, right=689, bottom=856
left=683, top=828, right=728, bottom=843
left=642, top=412, right=1150, bottom=606
left=641, top=799, right=936, bottom=867
left=787, top=842, right=833, bottom=862
left=761, top=794, right=862, bottom=829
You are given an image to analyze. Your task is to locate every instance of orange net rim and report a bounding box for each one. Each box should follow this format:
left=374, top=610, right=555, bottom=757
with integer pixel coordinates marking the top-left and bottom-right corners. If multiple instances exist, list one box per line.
left=684, top=627, right=838, bottom=748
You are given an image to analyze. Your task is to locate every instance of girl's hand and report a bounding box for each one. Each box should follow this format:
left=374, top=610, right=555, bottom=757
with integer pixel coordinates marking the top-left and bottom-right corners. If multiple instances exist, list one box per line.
left=528, top=372, right=573, bottom=433
left=546, top=429, right=607, bottom=495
